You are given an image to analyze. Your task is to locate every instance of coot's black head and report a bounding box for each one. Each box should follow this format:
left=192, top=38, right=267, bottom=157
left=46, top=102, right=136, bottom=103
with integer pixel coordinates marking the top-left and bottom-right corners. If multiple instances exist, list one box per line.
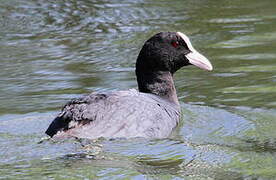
left=136, top=32, right=213, bottom=75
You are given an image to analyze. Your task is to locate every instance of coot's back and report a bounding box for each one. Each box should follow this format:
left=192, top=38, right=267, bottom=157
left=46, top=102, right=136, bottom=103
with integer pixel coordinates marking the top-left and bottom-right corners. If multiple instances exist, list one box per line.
left=46, top=89, right=180, bottom=139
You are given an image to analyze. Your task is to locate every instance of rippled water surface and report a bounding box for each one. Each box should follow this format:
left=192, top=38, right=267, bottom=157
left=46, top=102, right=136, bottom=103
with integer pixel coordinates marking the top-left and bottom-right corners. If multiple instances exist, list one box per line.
left=1, top=0, right=276, bottom=179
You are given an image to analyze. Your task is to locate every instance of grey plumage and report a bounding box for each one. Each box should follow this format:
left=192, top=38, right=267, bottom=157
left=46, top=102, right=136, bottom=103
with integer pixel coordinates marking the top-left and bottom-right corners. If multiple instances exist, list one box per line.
left=46, top=89, right=180, bottom=139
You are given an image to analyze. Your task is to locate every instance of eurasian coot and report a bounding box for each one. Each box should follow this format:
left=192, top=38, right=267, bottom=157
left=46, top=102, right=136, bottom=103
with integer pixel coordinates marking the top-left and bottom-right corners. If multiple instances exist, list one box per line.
left=45, top=32, right=213, bottom=139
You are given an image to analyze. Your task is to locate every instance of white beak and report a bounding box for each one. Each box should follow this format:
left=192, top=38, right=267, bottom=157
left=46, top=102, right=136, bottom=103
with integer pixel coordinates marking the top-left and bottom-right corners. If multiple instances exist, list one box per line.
left=177, top=32, right=213, bottom=71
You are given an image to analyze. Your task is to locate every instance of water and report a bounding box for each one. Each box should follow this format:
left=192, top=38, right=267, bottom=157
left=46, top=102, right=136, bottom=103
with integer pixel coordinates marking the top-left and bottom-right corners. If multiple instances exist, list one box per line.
left=0, top=0, right=276, bottom=179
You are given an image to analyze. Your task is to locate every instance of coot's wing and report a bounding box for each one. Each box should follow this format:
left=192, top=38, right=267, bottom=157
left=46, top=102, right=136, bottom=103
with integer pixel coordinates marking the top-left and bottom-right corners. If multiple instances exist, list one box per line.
left=45, top=92, right=111, bottom=137
left=46, top=90, right=180, bottom=139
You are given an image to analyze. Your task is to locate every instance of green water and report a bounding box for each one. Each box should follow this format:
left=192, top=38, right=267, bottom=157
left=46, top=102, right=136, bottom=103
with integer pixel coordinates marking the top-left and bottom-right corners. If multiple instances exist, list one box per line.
left=0, top=0, right=276, bottom=179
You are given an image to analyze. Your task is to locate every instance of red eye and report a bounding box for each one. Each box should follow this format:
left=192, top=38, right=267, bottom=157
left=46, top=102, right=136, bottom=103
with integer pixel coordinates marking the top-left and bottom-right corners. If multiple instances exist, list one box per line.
left=171, top=41, right=179, bottom=48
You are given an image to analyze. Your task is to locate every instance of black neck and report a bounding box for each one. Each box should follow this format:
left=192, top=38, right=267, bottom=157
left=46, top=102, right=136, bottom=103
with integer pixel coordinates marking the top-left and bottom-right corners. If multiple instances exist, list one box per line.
left=136, top=71, right=179, bottom=105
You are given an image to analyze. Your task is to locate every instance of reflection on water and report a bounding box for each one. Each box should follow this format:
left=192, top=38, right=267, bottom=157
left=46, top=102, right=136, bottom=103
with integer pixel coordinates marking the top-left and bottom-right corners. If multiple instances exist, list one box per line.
left=0, top=0, right=276, bottom=179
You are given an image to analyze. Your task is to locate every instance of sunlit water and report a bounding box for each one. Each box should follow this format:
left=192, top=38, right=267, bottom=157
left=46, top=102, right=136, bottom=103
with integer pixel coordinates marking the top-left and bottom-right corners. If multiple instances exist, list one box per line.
left=1, top=0, right=276, bottom=179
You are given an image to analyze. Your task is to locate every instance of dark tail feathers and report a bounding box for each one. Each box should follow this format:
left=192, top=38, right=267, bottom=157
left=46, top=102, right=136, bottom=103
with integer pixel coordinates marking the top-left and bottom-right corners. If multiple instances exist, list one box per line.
left=45, top=115, right=69, bottom=137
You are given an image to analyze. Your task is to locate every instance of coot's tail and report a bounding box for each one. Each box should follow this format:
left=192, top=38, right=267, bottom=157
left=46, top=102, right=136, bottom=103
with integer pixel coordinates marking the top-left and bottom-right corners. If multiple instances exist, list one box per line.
left=45, top=115, right=69, bottom=137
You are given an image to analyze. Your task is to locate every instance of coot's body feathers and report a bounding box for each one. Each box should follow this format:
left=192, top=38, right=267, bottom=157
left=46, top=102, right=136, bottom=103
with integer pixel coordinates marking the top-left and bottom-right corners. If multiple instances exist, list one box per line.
left=46, top=32, right=213, bottom=139
left=46, top=89, right=180, bottom=139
